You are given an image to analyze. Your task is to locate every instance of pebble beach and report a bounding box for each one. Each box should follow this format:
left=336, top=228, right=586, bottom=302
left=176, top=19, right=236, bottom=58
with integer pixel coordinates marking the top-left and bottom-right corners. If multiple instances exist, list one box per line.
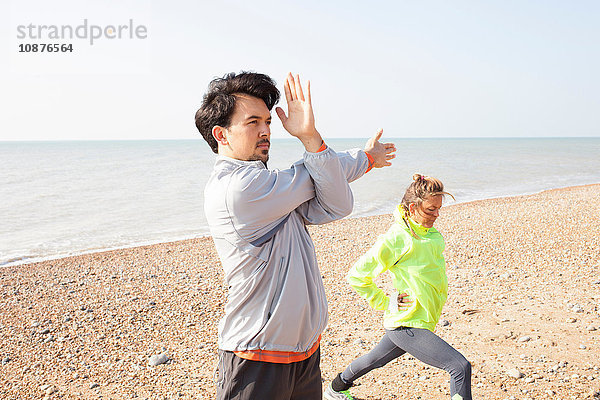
left=1, top=184, right=599, bottom=400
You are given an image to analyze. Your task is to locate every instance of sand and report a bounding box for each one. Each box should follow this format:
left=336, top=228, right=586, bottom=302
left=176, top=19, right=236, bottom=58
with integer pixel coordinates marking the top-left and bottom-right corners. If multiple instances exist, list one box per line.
left=1, top=184, right=599, bottom=400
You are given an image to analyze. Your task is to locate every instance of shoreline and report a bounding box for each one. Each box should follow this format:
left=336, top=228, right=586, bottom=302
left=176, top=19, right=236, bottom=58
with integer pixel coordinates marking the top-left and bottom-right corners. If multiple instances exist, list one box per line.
left=4, top=182, right=599, bottom=270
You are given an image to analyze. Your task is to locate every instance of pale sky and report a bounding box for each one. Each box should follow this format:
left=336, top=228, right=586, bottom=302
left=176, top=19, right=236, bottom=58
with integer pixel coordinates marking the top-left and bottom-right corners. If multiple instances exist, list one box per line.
left=1, top=0, right=599, bottom=141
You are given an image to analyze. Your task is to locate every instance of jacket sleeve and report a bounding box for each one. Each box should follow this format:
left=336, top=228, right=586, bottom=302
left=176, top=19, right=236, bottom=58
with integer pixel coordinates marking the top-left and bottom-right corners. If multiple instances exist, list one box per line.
left=336, top=148, right=370, bottom=183
left=296, top=148, right=370, bottom=225
left=227, top=147, right=355, bottom=242
left=347, top=225, right=410, bottom=311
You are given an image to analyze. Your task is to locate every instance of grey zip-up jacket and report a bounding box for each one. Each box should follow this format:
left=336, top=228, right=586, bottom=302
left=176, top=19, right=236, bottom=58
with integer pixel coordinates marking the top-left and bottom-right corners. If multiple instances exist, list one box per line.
left=204, top=146, right=369, bottom=353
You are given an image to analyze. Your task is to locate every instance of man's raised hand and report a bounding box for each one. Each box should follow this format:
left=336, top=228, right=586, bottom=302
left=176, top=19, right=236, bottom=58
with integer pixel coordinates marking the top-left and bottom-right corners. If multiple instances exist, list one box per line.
left=275, top=73, right=323, bottom=152
left=364, top=129, right=396, bottom=168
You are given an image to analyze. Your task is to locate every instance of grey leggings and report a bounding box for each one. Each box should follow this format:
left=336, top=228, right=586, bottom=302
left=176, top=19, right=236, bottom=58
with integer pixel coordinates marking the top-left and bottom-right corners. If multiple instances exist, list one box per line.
left=341, top=327, right=472, bottom=399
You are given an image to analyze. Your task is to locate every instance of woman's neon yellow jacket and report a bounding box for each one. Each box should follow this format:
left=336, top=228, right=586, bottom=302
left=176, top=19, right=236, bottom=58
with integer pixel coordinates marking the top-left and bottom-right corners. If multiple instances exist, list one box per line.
left=347, top=205, right=448, bottom=331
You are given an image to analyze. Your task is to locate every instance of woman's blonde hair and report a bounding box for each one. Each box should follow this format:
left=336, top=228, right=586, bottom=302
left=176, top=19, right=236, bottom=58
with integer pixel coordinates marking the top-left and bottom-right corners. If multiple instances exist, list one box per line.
left=400, top=174, right=454, bottom=237
left=401, top=174, right=454, bottom=211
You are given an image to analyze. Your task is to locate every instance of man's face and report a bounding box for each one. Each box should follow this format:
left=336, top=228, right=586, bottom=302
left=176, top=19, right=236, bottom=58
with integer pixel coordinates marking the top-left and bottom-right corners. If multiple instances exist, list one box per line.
left=221, top=95, right=272, bottom=163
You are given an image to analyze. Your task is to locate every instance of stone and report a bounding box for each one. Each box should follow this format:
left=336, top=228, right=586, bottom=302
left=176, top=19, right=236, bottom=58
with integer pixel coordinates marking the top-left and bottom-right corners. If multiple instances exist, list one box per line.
left=507, top=368, right=524, bottom=379
left=439, top=319, right=450, bottom=327
left=518, top=336, right=531, bottom=342
left=89, top=383, right=99, bottom=389
left=149, top=353, right=170, bottom=366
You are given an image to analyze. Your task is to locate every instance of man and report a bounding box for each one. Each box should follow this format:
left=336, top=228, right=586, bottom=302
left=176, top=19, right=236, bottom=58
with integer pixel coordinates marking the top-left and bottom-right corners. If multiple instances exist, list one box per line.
left=195, top=71, right=396, bottom=399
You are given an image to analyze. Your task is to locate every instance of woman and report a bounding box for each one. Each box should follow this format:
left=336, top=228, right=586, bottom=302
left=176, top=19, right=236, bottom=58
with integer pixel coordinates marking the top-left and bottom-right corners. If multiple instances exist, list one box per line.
left=325, top=174, right=472, bottom=400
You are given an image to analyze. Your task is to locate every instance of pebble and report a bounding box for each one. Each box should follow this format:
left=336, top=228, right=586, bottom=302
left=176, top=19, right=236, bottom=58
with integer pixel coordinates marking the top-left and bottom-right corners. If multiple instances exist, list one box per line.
left=353, top=339, right=364, bottom=346
left=507, top=368, right=524, bottom=379
left=149, top=353, right=170, bottom=366
left=439, top=319, right=450, bottom=327
left=524, top=377, right=535, bottom=383
left=566, top=317, right=577, bottom=323
left=587, top=325, right=597, bottom=331
left=518, top=336, right=531, bottom=342
left=39, top=328, right=50, bottom=335
left=43, top=335, right=55, bottom=343
left=89, top=382, right=99, bottom=389
left=580, top=345, right=587, bottom=349
left=1, top=357, right=10, bottom=365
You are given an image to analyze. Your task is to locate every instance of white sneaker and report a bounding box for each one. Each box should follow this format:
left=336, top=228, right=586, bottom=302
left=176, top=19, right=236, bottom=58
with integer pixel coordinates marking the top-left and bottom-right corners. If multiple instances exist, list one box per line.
left=323, top=383, right=354, bottom=400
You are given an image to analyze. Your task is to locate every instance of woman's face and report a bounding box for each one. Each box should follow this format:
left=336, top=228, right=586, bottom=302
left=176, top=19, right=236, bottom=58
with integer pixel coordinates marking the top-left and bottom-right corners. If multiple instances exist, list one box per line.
left=409, top=195, right=443, bottom=228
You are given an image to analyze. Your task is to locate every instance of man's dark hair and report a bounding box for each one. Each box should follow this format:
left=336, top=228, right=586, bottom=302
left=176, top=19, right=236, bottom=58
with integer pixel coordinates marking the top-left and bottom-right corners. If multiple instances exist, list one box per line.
left=195, top=72, right=280, bottom=153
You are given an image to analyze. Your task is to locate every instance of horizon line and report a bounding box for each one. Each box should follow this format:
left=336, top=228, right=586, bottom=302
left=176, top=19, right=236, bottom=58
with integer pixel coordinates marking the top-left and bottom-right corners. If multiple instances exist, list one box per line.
left=1, top=135, right=600, bottom=143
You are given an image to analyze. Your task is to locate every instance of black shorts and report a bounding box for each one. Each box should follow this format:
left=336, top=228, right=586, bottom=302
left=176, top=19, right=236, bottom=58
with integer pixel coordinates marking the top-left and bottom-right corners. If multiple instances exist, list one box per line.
left=215, top=348, right=322, bottom=400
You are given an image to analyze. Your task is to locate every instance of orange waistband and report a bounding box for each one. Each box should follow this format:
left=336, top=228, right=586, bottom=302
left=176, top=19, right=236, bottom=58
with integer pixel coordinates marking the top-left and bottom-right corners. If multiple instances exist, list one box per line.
left=233, top=336, right=321, bottom=364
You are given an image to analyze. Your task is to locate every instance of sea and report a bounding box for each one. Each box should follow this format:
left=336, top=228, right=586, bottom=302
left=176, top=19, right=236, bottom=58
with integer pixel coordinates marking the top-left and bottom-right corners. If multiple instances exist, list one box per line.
left=1, top=138, right=599, bottom=267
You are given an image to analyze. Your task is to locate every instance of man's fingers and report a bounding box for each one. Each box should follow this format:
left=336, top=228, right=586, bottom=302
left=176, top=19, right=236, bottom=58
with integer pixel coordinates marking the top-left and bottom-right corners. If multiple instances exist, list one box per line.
left=275, top=107, right=287, bottom=124
left=373, top=128, right=383, bottom=142
left=306, top=80, right=312, bottom=105
left=294, top=74, right=305, bottom=102
left=286, top=72, right=298, bottom=101
left=284, top=77, right=293, bottom=104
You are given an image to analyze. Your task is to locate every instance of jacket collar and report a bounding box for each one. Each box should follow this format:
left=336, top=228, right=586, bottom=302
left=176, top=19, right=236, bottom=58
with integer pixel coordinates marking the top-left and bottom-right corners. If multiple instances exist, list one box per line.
left=393, top=205, right=432, bottom=237
left=215, top=155, right=266, bottom=170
